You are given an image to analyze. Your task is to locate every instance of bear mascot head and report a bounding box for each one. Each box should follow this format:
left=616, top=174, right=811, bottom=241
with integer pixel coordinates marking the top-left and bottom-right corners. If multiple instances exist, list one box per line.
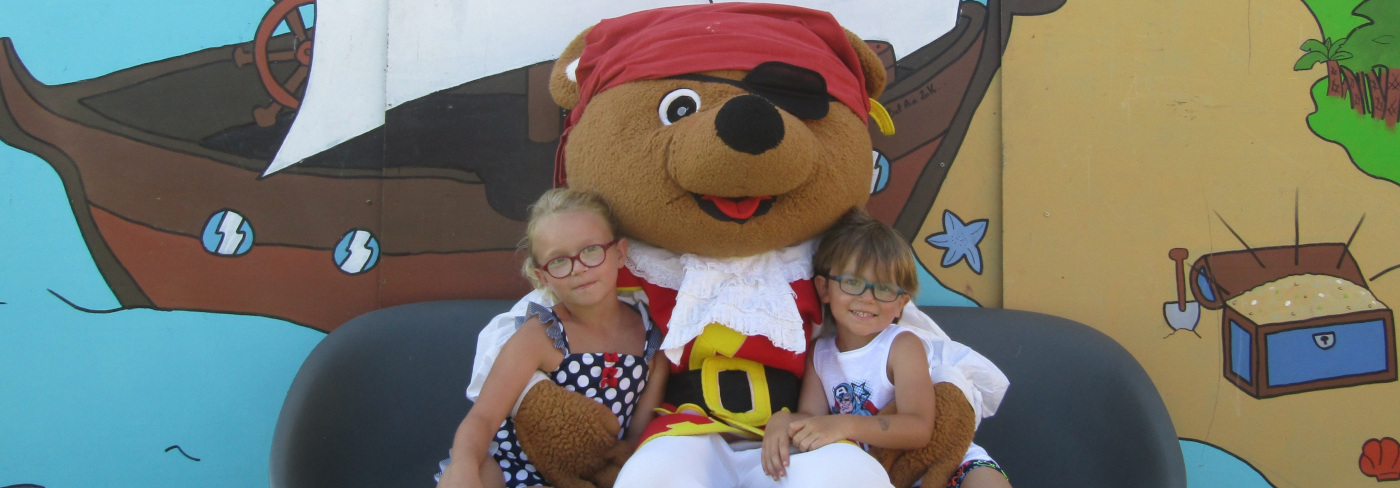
left=548, top=3, right=887, bottom=258
left=504, top=4, right=980, bottom=487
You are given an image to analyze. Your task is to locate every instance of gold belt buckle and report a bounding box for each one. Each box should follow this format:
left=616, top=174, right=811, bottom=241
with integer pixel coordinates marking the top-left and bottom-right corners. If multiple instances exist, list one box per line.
left=699, top=356, right=772, bottom=428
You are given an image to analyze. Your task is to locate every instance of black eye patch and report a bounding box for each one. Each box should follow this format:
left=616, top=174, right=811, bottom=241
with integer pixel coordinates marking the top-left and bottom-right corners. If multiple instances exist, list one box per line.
left=670, top=61, right=831, bottom=120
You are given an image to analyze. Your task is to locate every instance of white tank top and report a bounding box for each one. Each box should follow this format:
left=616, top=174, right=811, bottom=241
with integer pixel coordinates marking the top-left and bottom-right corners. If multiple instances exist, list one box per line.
left=811, top=325, right=913, bottom=416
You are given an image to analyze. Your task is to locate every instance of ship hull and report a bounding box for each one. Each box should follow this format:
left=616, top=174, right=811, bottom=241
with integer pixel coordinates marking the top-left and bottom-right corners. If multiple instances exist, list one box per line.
left=0, top=38, right=533, bottom=331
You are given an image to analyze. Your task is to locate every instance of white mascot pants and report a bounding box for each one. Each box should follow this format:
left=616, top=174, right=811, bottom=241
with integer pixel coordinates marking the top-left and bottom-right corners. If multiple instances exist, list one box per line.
left=615, top=433, right=894, bottom=488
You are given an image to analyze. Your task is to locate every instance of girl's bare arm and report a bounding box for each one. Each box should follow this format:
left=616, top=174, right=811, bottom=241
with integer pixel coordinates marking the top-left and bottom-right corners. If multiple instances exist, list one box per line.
left=437, top=320, right=557, bottom=488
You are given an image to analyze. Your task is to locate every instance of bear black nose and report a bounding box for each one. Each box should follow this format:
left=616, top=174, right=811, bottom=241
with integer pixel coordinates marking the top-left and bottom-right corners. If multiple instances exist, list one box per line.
left=715, top=94, right=785, bottom=155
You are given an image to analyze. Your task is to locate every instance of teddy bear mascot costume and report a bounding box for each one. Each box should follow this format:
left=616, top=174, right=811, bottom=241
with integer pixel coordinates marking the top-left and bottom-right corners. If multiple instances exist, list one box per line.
left=465, top=3, right=1009, bottom=488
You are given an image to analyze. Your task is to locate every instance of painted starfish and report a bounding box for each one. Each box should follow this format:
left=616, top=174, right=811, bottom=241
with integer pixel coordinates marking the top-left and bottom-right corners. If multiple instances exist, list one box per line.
left=925, top=210, right=988, bottom=274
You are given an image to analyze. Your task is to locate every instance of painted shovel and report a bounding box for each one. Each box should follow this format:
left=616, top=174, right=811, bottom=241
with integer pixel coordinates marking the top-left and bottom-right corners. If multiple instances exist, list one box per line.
left=1164, top=248, right=1201, bottom=337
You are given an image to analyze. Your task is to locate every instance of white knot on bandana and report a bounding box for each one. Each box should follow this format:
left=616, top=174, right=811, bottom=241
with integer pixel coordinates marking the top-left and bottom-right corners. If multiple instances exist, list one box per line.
left=626, top=240, right=817, bottom=365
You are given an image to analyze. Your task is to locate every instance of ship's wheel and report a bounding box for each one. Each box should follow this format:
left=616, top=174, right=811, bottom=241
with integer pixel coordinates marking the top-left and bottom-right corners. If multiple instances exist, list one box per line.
left=235, top=0, right=316, bottom=127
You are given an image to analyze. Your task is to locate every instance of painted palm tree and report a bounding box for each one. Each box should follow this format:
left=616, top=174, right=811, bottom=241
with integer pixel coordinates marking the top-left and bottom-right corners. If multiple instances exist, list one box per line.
left=1294, top=37, right=1352, bottom=97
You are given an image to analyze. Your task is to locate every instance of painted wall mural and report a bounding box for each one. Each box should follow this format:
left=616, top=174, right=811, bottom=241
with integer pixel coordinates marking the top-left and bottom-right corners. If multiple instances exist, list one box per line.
left=15, top=0, right=1386, bottom=485
left=0, top=0, right=1045, bottom=335
left=927, top=209, right=990, bottom=275
left=1191, top=206, right=1394, bottom=399
left=1298, top=0, right=1400, bottom=188
left=1163, top=248, right=1203, bottom=338
left=0, top=0, right=1060, bottom=486
left=998, top=0, right=1400, bottom=484
left=1361, top=437, right=1400, bottom=482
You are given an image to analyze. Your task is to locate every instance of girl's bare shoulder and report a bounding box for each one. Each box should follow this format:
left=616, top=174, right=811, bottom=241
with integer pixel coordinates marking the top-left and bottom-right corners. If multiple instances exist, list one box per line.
left=502, top=315, right=562, bottom=361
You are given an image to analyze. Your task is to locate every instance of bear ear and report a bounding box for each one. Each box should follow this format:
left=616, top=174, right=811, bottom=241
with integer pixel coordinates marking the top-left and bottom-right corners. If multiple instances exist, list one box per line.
left=550, top=26, right=592, bottom=110
left=844, top=28, right=886, bottom=100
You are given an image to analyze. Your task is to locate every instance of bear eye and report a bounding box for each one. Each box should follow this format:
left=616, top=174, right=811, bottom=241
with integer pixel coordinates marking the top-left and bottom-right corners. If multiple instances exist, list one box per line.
left=658, top=88, right=701, bottom=126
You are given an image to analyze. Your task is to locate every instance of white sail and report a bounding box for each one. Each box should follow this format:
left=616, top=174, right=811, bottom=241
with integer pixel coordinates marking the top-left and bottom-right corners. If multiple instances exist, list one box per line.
left=385, top=0, right=702, bottom=110
left=264, top=0, right=388, bottom=176
left=753, top=0, right=959, bottom=54
left=266, top=0, right=957, bottom=176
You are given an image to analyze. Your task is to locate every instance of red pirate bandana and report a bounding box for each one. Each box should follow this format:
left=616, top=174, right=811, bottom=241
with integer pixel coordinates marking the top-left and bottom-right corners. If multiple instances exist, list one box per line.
left=555, top=3, right=870, bottom=187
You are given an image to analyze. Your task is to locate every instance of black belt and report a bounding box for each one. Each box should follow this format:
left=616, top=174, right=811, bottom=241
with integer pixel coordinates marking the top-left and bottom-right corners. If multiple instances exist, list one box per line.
left=665, top=360, right=800, bottom=419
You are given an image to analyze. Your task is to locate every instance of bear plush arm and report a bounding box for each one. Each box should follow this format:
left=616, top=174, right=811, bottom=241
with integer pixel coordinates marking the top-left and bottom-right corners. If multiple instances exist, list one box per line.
left=863, top=308, right=1002, bottom=488
left=513, top=380, right=632, bottom=488
left=867, top=382, right=978, bottom=488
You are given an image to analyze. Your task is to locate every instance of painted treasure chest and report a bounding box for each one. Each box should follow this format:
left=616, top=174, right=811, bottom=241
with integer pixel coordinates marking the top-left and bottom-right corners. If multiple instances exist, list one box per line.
left=1190, top=244, right=1397, bottom=398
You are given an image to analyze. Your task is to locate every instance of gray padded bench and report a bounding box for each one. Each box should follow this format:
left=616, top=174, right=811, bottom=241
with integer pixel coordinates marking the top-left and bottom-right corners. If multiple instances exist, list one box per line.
left=270, top=301, right=1186, bottom=487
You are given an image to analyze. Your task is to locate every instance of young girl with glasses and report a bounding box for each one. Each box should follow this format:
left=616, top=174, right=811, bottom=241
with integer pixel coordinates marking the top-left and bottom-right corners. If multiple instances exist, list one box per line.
left=437, top=188, right=667, bottom=488
left=761, top=209, right=1011, bottom=488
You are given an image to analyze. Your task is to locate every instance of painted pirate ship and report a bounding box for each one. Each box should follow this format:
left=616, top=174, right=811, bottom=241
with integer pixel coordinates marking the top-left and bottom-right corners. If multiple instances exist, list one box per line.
left=0, top=0, right=1062, bottom=331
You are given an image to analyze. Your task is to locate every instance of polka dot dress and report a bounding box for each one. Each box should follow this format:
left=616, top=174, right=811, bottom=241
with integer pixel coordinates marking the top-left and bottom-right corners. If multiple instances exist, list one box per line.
left=490, top=302, right=659, bottom=488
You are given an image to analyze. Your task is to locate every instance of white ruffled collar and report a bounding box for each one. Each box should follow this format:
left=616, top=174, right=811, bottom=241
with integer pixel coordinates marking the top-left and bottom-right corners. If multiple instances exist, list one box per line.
left=626, top=239, right=817, bottom=364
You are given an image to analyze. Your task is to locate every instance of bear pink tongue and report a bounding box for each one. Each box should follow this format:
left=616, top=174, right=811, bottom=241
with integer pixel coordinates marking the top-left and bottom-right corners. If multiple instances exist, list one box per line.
left=701, top=195, right=773, bottom=220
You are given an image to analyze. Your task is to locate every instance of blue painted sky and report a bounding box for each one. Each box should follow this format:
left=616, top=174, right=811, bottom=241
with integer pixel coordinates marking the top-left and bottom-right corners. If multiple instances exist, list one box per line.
left=0, top=0, right=303, bottom=85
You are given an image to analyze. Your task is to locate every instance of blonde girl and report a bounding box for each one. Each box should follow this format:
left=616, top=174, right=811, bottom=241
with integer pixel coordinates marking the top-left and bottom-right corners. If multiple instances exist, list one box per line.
left=437, top=189, right=667, bottom=488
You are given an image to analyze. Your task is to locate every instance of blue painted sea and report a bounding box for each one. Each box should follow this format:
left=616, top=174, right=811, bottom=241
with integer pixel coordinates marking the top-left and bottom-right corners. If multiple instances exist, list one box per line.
left=0, top=2, right=323, bottom=486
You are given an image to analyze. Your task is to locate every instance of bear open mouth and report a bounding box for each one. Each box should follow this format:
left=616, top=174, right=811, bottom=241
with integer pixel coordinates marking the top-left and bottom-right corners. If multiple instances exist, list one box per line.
left=694, top=194, right=775, bottom=223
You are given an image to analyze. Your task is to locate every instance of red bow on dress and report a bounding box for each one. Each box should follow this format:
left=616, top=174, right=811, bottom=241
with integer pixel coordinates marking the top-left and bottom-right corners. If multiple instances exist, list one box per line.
left=600, top=353, right=622, bottom=389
